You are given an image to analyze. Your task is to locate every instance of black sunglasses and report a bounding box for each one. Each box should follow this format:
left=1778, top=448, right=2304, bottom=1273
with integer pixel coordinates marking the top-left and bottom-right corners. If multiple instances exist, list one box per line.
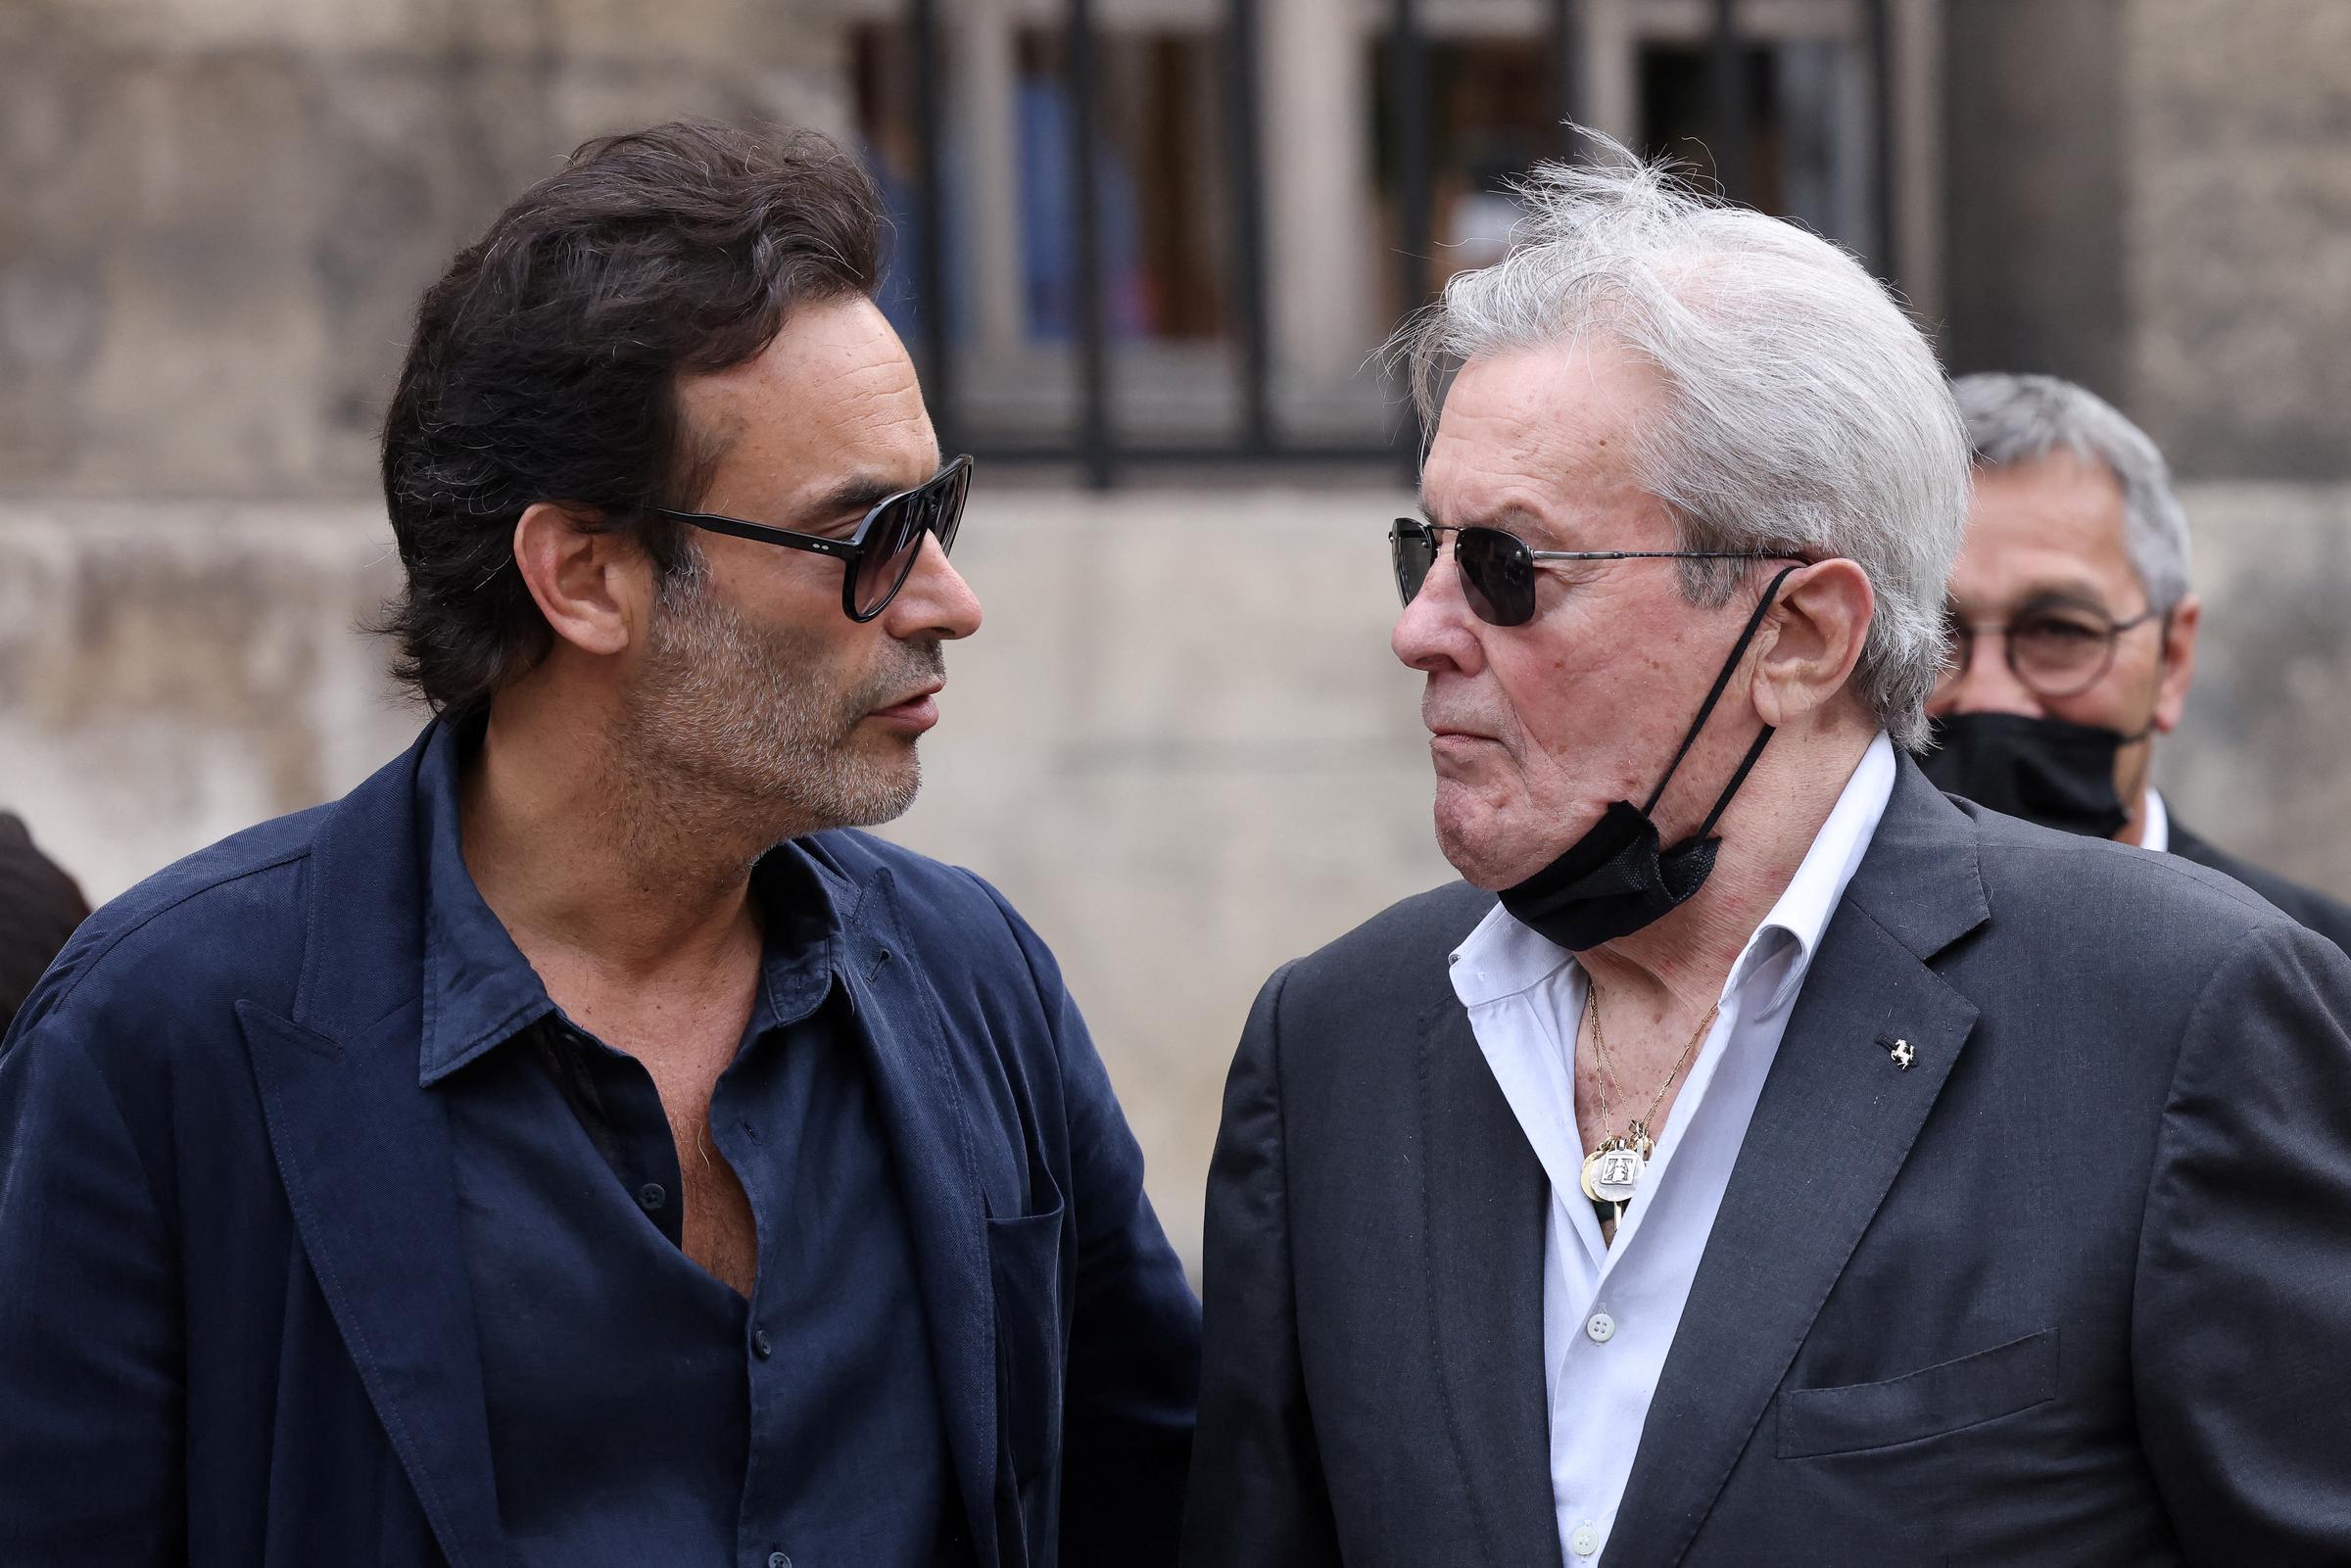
left=1389, top=518, right=1802, bottom=627
left=660, top=454, right=974, bottom=623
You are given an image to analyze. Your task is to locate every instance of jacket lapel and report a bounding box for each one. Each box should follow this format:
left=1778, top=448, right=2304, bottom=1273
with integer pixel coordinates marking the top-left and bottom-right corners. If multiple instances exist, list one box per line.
left=239, top=734, right=507, bottom=1568
left=836, top=865, right=1004, bottom=1568
left=1606, top=758, right=1989, bottom=1568
left=1419, top=997, right=1570, bottom=1568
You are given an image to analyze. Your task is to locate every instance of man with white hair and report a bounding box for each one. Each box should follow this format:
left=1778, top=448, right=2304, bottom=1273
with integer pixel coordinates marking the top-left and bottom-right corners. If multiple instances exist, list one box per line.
left=1923, top=371, right=2351, bottom=953
left=1180, top=142, right=2351, bottom=1568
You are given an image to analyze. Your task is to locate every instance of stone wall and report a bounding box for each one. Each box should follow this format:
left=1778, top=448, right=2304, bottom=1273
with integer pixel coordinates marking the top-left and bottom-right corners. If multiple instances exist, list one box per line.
left=2124, top=0, right=2351, bottom=479
left=1942, top=0, right=2351, bottom=480
left=0, top=0, right=850, bottom=497
left=1939, top=0, right=2130, bottom=398
left=8, top=481, right=2346, bottom=1265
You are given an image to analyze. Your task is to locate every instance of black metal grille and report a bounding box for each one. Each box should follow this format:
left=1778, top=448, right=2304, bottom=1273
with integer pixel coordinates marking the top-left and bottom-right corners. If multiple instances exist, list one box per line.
left=895, top=0, right=1897, bottom=489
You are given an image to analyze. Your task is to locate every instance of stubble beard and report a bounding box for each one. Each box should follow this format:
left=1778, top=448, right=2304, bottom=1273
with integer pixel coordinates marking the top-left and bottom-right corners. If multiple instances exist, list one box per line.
left=621, top=567, right=945, bottom=850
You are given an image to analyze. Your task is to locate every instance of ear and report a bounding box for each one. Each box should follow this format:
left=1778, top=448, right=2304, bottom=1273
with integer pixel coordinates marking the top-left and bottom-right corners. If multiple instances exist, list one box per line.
left=510, top=502, right=655, bottom=659
left=2149, top=593, right=2200, bottom=735
left=1751, top=558, right=1875, bottom=730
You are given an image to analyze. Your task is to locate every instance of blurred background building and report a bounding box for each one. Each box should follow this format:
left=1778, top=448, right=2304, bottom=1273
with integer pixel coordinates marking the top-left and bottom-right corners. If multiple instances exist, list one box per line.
left=5, top=0, right=2348, bottom=1266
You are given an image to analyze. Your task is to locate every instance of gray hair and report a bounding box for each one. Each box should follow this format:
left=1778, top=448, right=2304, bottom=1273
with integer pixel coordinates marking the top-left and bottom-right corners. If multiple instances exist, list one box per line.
left=1950, top=372, right=2189, bottom=613
left=1393, top=132, right=1969, bottom=749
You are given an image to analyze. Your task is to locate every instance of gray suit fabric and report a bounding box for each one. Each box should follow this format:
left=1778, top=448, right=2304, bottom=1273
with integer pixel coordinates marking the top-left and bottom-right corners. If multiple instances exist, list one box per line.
left=2168, top=818, right=2351, bottom=958
left=1182, top=754, right=2351, bottom=1568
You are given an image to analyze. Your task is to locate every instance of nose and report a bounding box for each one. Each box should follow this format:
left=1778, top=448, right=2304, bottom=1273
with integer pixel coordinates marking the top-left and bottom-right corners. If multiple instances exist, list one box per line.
left=1928, top=626, right=2042, bottom=718
left=1391, top=548, right=1484, bottom=677
left=883, top=534, right=983, bottom=641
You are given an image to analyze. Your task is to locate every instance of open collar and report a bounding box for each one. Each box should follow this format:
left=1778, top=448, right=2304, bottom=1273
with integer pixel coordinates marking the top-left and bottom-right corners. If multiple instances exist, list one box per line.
left=1446, top=732, right=1898, bottom=1021
left=411, top=720, right=854, bottom=1085
left=250, top=729, right=1008, bottom=1568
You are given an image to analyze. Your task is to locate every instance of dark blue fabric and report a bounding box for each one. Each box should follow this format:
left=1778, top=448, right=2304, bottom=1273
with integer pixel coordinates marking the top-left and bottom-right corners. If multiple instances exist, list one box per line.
left=404, top=724, right=961, bottom=1568
left=0, top=722, right=1199, bottom=1568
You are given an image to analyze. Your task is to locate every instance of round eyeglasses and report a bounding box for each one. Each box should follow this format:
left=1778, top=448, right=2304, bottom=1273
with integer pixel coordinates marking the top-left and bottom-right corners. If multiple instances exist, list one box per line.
left=1934, top=600, right=2161, bottom=700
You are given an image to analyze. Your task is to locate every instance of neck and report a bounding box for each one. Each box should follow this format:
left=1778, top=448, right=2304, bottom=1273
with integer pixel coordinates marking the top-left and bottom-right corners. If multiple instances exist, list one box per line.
left=1577, top=721, right=1873, bottom=1019
left=458, top=689, right=772, bottom=987
left=2113, top=743, right=2157, bottom=847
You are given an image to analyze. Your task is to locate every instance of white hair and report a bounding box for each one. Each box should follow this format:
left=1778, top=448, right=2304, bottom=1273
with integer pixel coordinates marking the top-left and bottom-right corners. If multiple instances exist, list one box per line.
left=1950, top=372, right=2189, bottom=612
left=1393, top=131, right=1969, bottom=749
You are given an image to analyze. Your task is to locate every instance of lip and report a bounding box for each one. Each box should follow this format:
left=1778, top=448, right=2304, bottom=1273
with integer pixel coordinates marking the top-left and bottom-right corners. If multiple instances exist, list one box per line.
left=868, top=684, right=942, bottom=733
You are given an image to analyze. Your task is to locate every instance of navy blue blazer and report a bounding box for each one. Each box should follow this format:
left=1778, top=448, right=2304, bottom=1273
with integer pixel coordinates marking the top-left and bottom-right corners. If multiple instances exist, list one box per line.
left=0, top=729, right=1199, bottom=1568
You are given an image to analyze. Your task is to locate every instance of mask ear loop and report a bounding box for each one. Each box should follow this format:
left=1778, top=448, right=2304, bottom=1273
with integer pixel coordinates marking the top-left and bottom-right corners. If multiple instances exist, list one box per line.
left=1638, top=563, right=1807, bottom=820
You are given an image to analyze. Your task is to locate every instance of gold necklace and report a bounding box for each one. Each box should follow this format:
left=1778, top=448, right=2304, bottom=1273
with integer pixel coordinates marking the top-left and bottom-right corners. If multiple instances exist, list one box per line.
left=1577, top=980, right=1719, bottom=1217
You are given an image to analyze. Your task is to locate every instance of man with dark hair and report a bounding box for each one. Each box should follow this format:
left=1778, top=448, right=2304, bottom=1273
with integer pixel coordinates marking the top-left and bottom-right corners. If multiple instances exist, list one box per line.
left=0, top=121, right=1197, bottom=1568
left=0, top=813, right=88, bottom=1035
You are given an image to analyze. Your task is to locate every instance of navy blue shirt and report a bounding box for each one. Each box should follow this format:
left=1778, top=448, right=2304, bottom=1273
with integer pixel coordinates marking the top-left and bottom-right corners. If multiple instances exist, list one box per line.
left=411, top=726, right=968, bottom=1568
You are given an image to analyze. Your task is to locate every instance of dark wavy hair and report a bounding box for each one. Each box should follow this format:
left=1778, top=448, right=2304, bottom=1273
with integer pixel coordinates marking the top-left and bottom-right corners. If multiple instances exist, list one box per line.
left=377, top=119, right=885, bottom=717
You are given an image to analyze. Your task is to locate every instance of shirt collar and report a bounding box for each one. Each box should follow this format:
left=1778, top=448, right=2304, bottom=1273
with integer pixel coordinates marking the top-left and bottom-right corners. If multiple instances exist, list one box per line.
left=2139, top=785, right=2170, bottom=855
left=1448, top=732, right=1897, bottom=1017
left=414, top=720, right=851, bottom=1086
left=1731, top=731, right=1896, bottom=1017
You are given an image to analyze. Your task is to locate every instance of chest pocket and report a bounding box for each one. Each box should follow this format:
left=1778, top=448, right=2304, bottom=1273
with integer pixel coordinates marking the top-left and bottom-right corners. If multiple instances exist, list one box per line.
left=987, top=1172, right=1068, bottom=1487
left=1776, top=1328, right=2058, bottom=1457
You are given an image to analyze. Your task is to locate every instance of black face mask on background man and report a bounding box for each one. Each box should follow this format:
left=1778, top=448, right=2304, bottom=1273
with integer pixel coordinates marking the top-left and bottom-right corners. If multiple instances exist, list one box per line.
left=1500, top=567, right=1799, bottom=951
left=1917, top=711, right=2137, bottom=839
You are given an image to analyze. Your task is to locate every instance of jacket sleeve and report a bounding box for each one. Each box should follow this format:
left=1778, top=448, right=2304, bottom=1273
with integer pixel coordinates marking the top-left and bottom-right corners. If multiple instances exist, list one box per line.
left=975, top=878, right=1201, bottom=1568
left=2133, top=920, right=2351, bottom=1564
left=1178, top=962, right=1342, bottom=1568
left=0, top=1003, right=184, bottom=1565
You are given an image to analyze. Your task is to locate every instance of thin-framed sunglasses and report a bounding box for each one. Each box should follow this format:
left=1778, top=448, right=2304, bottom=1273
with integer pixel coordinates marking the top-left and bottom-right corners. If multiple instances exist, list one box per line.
left=1390, top=518, right=1803, bottom=628
left=660, top=454, right=974, bottom=623
left=1935, top=599, right=2162, bottom=700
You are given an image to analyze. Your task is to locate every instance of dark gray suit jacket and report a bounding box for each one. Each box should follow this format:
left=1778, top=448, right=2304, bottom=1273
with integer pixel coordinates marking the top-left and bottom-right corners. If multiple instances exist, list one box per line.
left=1182, top=755, right=2351, bottom=1568
left=2170, top=818, right=2351, bottom=957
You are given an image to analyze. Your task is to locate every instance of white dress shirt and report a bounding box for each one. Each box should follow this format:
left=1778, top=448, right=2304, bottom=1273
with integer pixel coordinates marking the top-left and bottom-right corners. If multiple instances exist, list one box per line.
left=1447, top=734, right=1896, bottom=1565
left=2139, top=785, right=2170, bottom=854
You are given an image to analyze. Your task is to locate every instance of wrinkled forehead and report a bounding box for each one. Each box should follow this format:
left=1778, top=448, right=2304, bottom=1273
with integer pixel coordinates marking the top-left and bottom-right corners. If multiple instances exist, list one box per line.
left=1953, top=451, right=2139, bottom=609
left=1419, top=341, right=1669, bottom=541
left=677, top=295, right=938, bottom=511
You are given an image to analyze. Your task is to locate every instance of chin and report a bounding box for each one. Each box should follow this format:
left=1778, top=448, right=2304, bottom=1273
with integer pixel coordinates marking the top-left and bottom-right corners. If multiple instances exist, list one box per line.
left=826, top=752, right=925, bottom=832
left=1431, top=797, right=1525, bottom=892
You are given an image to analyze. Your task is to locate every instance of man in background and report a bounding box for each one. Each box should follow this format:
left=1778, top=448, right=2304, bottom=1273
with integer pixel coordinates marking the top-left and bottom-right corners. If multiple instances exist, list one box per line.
left=0, top=120, right=1196, bottom=1568
left=0, top=812, right=87, bottom=1035
left=1924, top=371, right=2351, bottom=951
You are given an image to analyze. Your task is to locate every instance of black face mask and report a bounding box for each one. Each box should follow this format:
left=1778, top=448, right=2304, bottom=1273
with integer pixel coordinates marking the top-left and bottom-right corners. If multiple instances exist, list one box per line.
left=1917, top=711, right=2137, bottom=839
left=1498, top=567, right=1799, bottom=952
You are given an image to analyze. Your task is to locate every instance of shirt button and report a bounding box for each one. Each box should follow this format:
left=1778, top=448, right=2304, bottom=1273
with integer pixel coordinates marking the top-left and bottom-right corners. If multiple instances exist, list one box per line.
left=636, top=1182, right=666, bottom=1211
left=1571, top=1522, right=1601, bottom=1557
left=1586, top=1311, right=1616, bottom=1344
left=751, top=1328, right=774, bottom=1360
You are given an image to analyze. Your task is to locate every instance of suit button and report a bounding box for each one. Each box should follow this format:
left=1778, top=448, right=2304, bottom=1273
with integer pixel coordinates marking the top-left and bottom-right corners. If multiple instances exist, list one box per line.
left=1571, top=1522, right=1601, bottom=1557
left=1586, top=1311, right=1616, bottom=1344
left=752, top=1329, right=773, bottom=1360
left=768, top=1553, right=792, bottom=1568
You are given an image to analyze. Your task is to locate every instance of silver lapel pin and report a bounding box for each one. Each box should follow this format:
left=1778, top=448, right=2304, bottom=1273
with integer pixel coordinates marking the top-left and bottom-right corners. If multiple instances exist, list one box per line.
left=1890, top=1037, right=1915, bottom=1070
